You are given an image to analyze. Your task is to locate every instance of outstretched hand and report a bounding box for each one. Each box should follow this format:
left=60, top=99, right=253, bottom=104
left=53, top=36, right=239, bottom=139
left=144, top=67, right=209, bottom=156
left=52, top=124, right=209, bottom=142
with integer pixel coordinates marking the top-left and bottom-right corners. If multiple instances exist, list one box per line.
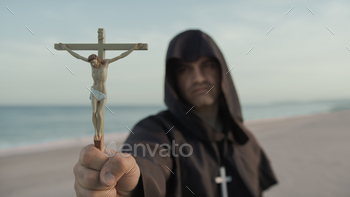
left=73, top=144, right=141, bottom=197
left=135, top=43, right=143, bottom=50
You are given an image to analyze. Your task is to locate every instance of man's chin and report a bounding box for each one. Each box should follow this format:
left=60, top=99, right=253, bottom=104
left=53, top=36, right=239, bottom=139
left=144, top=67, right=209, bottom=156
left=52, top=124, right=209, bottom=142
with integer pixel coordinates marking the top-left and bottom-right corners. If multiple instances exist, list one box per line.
left=191, top=98, right=215, bottom=108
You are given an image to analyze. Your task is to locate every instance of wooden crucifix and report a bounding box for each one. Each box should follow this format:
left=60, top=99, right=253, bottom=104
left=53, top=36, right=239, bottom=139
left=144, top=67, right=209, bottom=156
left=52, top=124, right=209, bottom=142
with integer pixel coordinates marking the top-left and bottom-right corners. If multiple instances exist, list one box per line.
left=54, top=28, right=148, bottom=152
left=214, top=166, right=232, bottom=197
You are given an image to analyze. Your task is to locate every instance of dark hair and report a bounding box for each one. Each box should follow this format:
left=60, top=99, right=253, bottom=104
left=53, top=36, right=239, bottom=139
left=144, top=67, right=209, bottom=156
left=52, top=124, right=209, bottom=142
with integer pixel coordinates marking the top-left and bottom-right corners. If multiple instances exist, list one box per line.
left=88, top=54, right=105, bottom=65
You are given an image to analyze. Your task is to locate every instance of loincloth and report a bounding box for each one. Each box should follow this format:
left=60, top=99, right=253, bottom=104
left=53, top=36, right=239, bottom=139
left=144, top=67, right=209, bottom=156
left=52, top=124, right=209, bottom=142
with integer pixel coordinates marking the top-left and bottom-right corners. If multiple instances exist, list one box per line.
left=89, top=86, right=107, bottom=101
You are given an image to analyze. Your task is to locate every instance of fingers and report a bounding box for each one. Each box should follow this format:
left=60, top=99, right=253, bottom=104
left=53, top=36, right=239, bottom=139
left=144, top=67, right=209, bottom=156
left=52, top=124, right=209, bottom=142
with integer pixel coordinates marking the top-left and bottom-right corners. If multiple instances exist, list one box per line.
left=100, top=152, right=139, bottom=189
left=79, top=144, right=109, bottom=171
left=115, top=163, right=141, bottom=193
left=104, top=147, right=117, bottom=157
left=74, top=146, right=140, bottom=196
left=74, top=177, right=117, bottom=197
left=100, top=152, right=130, bottom=186
left=73, top=162, right=110, bottom=190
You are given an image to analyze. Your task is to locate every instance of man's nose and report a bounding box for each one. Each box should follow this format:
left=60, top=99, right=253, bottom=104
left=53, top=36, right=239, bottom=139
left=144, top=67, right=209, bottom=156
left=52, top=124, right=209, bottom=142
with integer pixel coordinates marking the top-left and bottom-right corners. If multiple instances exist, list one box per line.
left=192, top=67, right=206, bottom=83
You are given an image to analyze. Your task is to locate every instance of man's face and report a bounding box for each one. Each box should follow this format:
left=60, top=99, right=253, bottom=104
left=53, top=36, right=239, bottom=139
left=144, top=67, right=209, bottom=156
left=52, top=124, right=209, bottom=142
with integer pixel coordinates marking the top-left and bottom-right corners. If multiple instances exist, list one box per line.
left=90, top=59, right=98, bottom=68
left=176, top=56, right=221, bottom=108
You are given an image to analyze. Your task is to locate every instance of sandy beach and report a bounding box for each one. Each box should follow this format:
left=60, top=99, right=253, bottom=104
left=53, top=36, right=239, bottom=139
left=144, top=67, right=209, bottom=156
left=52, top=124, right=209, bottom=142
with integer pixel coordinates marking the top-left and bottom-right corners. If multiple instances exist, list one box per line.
left=0, top=110, right=349, bottom=197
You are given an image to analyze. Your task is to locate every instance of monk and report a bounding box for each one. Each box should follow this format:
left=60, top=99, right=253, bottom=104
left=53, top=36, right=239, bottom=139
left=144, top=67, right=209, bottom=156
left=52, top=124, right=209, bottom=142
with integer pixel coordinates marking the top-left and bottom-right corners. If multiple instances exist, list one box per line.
left=60, top=43, right=143, bottom=142
left=73, top=30, right=278, bottom=197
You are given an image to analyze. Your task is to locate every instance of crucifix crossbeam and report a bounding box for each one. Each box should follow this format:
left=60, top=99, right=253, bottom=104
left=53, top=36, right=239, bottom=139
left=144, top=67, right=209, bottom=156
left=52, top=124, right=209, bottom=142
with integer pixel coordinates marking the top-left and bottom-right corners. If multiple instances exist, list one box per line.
left=54, top=28, right=148, bottom=59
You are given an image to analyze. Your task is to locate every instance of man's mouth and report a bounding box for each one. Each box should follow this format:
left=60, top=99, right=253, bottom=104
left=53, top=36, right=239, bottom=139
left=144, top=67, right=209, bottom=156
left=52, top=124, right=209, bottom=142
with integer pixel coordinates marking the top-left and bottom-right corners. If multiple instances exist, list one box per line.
left=191, top=87, right=210, bottom=94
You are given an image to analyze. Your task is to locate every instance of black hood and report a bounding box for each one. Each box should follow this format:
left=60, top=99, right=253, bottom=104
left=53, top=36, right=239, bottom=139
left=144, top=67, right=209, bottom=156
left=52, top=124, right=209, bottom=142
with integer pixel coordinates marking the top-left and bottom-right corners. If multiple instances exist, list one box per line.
left=164, top=29, right=249, bottom=144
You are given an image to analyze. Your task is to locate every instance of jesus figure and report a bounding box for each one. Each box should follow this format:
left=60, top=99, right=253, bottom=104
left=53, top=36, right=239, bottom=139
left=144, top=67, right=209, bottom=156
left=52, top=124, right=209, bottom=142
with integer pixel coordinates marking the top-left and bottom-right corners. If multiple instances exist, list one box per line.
left=59, top=43, right=143, bottom=141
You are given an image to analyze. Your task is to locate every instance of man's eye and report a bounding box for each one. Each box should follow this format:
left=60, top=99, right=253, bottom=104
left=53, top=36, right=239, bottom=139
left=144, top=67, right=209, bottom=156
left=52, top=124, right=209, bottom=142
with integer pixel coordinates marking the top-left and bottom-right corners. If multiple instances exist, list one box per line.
left=203, top=62, right=216, bottom=68
left=177, top=67, right=187, bottom=73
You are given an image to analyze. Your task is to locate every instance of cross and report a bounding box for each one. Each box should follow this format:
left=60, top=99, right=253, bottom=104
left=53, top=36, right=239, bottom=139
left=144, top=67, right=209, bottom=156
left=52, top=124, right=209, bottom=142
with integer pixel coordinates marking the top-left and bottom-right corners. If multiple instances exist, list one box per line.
left=54, top=28, right=148, bottom=59
left=54, top=28, right=147, bottom=152
left=214, top=166, right=232, bottom=197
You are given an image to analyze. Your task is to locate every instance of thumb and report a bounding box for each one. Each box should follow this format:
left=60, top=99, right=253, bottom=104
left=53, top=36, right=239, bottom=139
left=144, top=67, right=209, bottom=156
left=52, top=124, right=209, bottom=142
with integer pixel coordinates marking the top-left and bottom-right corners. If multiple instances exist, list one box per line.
left=100, top=152, right=138, bottom=187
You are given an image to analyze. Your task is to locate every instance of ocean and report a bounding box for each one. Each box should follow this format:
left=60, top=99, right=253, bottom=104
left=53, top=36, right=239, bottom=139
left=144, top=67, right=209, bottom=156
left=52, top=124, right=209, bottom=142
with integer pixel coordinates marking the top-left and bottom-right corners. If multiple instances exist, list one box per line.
left=0, top=99, right=349, bottom=149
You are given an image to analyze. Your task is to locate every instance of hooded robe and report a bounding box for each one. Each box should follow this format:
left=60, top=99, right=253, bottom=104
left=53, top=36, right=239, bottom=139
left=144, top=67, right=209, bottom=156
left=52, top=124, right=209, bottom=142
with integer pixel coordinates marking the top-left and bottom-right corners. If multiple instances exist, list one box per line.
left=124, top=30, right=278, bottom=197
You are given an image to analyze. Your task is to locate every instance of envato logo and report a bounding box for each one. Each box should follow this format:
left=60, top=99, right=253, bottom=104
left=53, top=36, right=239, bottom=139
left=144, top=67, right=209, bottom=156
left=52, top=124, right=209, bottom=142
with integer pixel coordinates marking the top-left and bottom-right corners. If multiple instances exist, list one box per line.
left=104, top=140, right=193, bottom=158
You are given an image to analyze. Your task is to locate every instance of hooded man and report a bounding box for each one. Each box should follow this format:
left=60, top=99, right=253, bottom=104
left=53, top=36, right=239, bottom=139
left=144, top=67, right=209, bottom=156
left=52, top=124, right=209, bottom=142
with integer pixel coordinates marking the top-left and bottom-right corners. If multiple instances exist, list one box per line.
left=73, top=30, right=278, bottom=197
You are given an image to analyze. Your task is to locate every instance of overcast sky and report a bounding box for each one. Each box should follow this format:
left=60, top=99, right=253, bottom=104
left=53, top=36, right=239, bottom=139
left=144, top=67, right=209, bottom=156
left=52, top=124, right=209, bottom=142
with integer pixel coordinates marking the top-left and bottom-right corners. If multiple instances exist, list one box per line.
left=0, top=0, right=349, bottom=106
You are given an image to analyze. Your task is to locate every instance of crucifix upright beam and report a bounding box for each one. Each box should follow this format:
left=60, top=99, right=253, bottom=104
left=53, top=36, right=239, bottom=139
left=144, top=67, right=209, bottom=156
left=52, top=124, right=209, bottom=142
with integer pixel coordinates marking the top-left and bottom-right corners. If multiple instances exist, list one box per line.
left=54, top=28, right=148, bottom=59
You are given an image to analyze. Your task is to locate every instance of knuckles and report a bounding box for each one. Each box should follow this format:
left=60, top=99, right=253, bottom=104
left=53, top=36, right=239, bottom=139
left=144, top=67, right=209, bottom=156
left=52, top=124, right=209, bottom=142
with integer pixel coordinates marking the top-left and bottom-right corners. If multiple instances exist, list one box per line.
left=73, top=162, right=79, bottom=176
left=83, top=171, right=99, bottom=188
left=73, top=163, right=85, bottom=183
left=79, top=145, right=96, bottom=166
left=102, top=152, right=135, bottom=176
left=74, top=162, right=100, bottom=190
left=112, top=153, right=130, bottom=172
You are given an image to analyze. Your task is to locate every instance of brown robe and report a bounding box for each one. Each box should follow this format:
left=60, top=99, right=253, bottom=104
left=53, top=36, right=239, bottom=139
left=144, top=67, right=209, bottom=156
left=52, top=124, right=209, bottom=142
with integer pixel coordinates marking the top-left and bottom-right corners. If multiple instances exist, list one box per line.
left=124, top=30, right=278, bottom=197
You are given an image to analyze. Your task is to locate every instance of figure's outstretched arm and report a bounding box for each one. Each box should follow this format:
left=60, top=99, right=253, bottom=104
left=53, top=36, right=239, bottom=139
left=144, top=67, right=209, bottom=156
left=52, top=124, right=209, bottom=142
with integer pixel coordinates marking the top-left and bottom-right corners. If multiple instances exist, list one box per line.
left=59, top=43, right=89, bottom=62
left=107, top=43, right=143, bottom=64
